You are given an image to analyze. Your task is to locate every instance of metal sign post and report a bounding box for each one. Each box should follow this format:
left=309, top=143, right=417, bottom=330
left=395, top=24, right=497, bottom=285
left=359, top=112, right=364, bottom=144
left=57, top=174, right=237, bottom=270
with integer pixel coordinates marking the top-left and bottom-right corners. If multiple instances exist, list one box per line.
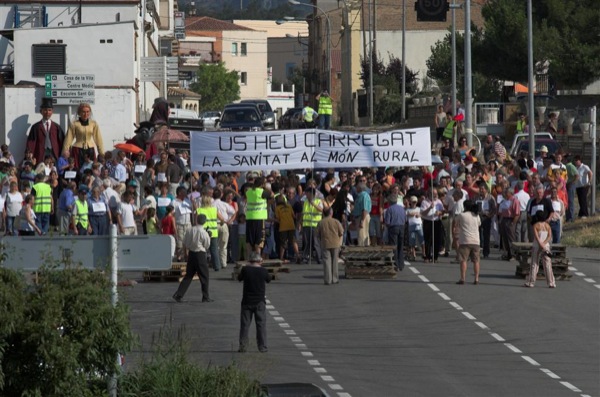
left=591, top=106, right=597, bottom=216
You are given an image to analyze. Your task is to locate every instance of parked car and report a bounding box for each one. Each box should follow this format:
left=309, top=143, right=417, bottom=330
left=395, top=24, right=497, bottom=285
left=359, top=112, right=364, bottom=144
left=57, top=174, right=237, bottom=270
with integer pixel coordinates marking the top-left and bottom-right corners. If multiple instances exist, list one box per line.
left=200, top=110, right=221, bottom=129
left=169, top=108, right=199, bottom=119
left=240, top=99, right=277, bottom=130
left=510, top=137, right=562, bottom=159
left=279, top=107, right=303, bottom=129
left=218, top=104, right=264, bottom=132
left=509, top=132, right=554, bottom=155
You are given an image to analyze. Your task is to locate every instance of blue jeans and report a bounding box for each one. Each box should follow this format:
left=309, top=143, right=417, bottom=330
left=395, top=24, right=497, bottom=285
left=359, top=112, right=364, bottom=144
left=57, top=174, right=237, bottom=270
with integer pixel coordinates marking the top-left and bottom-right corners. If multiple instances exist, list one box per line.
left=6, top=216, right=17, bottom=235
left=318, top=114, right=331, bottom=129
left=549, top=220, right=561, bottom=244
left=387, top=225, right=405, bottom=270
left=35, top=212, right=50, bottom=234
left=209, top=237, right=221, bottom=271
left=566, top=183, right=576, bottom=222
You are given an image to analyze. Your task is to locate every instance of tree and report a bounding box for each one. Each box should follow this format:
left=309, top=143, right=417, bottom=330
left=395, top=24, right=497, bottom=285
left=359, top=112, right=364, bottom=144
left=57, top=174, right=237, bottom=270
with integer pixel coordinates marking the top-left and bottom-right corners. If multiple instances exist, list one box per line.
left=360, top=51, right=419, bottom=95
left=190, top=62, right=240, bottom=111
left=480, top=0, right=600, bottom=88
left=0, top=261, right=134, bottom=396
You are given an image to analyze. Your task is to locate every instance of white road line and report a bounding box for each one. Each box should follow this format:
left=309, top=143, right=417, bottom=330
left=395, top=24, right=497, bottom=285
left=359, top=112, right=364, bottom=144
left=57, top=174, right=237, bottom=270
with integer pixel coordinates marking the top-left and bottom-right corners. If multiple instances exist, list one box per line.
left=321, top=375, right=335, bottom=382
left=438, top=292, right=451, bottom=301
left=284, top=330, right=296, bottom=335
left=475, top=322, right=489, bottom=330
left=581, top=394, right=592, bottom=397
left=560, top=381, right=582, bottom=392
left=266, top=304, right=274, bottom=309
left=269, top=310, right=280, bottom=315
left=307, top=360, right=320, bottom=366
left=462, top=312, right=476, bottom=320
left=274, top=316, right=285, bottom=322
left=301, top=351, right=313, bottom=357
left=329, top=384, right=343, bottom=390
left=521, top=356, right=540, bottom=366
left=337, top=393, right=353, bottom=397
left=594, top=285, right=600, bottom=290
left=504, top=343, right=522, bottom=354
left=409, top=267, right=420, bottom=274
left=295, top=343, right=307, bottom=350
left=266, top=299, right=271, bottom=304
left=540, top=368, right=560, bottom=379
left=314, top=367, right=327, bottom=373
left=279, top=323, right=290, bottom=328
left=413, top=266, right=588, bottom=396
left=290, top=337, right=302, bottom=343
left=490, top=333, right=505, bottom=342
left=570, top=266, right=578, bottom=271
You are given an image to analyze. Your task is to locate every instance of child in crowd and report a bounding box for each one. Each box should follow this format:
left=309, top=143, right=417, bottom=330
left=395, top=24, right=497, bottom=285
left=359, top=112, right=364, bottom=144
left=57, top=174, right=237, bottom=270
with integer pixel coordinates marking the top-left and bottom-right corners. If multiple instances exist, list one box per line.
left=524, top=210, right=556, bottom=288
left=161, top=205, right=176, bottom=237
left=238, top=213, right=247, bottom=261
left=144, top=207, right=159, bottom=235
left=274, top=194, right=299, bottom=263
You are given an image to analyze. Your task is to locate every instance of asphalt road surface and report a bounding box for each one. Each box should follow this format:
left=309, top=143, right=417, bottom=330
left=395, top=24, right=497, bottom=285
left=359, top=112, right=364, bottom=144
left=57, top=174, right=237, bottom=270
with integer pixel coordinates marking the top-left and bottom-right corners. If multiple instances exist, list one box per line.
left=123, top=247, right=599, bottom=397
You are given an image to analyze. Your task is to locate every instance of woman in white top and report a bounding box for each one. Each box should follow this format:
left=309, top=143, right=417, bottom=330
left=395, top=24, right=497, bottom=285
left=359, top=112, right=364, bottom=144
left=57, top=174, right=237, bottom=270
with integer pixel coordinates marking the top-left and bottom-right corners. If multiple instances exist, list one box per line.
left=406, top=196, right=425, bottom=261
left=548, top=187, right=564, bottom=244
left=18, top=195, right=41, bottom=236
left=5, top=181, right=23, bottom=236
left=420, top=188, right=444, bottom=262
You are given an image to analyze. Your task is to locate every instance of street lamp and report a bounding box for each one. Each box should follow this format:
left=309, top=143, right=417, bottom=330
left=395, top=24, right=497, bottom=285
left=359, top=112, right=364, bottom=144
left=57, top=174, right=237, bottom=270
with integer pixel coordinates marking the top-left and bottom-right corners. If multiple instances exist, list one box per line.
left=288, top=0, right=331, bottom=93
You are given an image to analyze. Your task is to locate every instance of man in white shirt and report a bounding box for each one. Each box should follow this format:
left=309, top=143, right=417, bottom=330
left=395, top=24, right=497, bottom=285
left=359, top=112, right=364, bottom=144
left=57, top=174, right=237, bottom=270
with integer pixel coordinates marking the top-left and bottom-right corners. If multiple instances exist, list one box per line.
left=111, top=156, right=128, bottom=183
left=574, top=155, right=593, bottom=218
left=102, top=179, right=121, bottom=222
left=172, top=186, right=194, bottom=261
left=454, top=200, right=482, bottom=285
left=213, top=188, right=236, bottom=268
left=513, top=181, right=530, bottom=242
left=172, top=214, right=212, bottom=303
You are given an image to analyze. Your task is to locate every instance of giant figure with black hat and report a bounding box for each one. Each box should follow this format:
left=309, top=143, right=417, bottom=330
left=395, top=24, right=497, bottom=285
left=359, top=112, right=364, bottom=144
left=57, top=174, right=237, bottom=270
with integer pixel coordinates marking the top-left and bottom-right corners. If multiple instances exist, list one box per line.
left=26, top=97, right=65, bottom=165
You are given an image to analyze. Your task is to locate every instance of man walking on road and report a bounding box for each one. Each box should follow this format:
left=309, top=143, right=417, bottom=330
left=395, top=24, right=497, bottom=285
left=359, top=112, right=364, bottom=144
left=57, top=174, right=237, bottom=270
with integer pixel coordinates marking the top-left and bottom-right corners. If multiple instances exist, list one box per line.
left=316, top=207, right=344, bottom=285
left=238, top=252, right=271, bottom=353
left=384, top=193, right=407, bottom=271
left=172, top=214, right=212, bottom=303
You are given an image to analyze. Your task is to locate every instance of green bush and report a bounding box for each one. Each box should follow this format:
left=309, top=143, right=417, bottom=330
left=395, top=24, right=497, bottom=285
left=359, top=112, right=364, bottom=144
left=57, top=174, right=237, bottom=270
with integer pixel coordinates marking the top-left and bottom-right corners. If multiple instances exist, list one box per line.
left=0, top=262, right=134, bottom=397
left=375, top=94, right=404, bottom=124
left=119, top=321, right=263, bottom=397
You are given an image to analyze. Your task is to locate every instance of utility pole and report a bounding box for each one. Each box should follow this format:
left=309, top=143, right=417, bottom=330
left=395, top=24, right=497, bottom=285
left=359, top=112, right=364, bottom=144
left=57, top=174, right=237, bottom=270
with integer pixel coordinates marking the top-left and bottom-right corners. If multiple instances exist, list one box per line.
left=464, top=0, right=472, bottom=146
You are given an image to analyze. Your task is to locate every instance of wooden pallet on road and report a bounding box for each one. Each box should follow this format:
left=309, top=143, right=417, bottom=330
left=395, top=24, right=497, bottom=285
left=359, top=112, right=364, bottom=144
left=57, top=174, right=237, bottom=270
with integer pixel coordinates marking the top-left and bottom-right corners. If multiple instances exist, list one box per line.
left=231, top=259, right=290, bottom=280
left=511, top=243, right=572, bottom=279
left=341, top=246, right=397, bottom=280
left=143, top=262, right=187, bottom=282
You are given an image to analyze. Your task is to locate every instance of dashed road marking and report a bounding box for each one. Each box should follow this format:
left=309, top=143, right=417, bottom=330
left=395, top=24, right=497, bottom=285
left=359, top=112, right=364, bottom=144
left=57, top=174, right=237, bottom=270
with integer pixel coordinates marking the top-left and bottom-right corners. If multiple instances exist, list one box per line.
left=409, top=267, right=420, bottom=274
left=409, top=270, right=589, bottom=396
left=574, top=272, right=586, bottom=277
left=560, top=381, right=582, bottom=393
left=267, top=301, right=352, bottom=396
left=462, top=312, right=476, bottom=320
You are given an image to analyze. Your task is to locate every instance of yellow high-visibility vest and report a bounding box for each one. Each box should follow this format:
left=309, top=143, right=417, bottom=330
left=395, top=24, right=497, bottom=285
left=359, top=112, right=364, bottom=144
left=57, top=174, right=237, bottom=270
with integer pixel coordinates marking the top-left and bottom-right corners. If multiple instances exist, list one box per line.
left=246, top=188, right=267, bottom=220
left=302, top=199, right=322, bottom=228
left=318, top=96, right=332, bottom=115
left=74, top=199, right=89, bottom=229
left=32, top=182, right=52, bottom=213
left=443, top=121, right=456, bottom=139
left=196, top=206, right=218, bottom=238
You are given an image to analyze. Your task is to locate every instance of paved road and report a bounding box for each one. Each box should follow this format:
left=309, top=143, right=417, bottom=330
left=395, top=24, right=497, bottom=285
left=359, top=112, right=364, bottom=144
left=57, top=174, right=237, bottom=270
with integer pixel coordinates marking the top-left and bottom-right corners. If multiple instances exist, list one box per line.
left=122, top=247, right=599, bottom=397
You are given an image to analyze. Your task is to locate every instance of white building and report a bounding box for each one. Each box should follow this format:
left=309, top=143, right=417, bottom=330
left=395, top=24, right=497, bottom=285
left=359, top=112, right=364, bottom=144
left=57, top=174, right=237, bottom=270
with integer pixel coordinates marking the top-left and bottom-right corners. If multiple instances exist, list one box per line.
left=0, top=0, right=175, bottom=163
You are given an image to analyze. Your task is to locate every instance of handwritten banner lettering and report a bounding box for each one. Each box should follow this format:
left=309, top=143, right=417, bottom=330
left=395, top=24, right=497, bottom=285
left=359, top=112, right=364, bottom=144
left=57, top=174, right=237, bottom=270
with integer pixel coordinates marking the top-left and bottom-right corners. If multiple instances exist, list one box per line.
left=190, top=128, right=432, bottom=172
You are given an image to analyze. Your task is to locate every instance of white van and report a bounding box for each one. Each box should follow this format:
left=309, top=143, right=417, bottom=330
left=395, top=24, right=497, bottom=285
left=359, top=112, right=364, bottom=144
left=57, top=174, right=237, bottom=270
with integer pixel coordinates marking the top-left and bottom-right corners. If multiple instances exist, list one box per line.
left=169, top=108, right=199, bottom=119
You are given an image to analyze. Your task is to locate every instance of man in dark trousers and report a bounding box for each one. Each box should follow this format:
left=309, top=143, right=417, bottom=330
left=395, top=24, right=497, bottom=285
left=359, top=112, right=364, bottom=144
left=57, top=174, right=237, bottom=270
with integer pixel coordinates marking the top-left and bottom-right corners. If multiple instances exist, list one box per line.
left=172, top=214, right=213, bottom=303
left=26, top=97, right=65, bottom=164
left=238, top=252, right=271, bottom=353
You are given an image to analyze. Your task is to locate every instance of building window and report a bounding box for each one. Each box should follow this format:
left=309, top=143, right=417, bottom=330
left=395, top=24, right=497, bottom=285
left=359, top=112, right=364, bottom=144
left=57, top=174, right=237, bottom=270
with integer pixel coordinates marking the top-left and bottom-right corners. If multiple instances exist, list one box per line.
left=32, top=44, right=66, bottom=76
left=231, top=42, right=238, bottom=56
left=241, top=42, right=247, bottom=56
left=240, top=71, right=247, bottom=85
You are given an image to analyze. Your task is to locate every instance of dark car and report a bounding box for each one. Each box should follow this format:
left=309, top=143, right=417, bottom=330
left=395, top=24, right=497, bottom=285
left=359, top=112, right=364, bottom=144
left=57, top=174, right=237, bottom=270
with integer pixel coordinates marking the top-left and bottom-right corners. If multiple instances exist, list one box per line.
left=279, top=107, right=303, bottom=129
left=218, top=105, right=264, bottom=132
left=240, top=99, right=277, bottom=130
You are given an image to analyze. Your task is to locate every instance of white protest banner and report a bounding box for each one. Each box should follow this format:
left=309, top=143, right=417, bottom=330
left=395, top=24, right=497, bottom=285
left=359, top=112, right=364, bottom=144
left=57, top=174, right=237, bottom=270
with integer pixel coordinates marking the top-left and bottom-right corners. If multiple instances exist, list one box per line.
left=191, top=128, right=432, bottom=172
